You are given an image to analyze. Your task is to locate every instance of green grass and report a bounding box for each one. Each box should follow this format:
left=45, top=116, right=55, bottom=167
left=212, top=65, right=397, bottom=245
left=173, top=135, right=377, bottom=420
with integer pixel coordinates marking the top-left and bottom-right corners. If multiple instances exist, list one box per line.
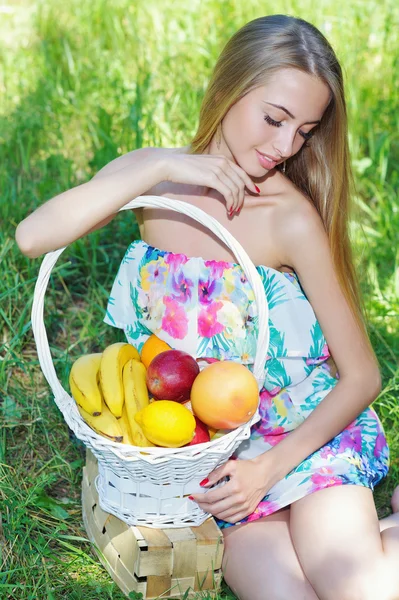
left=1, top=0, right=398, bottom=598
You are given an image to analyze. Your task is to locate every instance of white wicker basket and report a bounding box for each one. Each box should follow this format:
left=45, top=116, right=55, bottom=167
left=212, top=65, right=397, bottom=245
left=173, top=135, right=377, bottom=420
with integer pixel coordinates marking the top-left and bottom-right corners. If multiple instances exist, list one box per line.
left=31, top=195, right=270, bottom=528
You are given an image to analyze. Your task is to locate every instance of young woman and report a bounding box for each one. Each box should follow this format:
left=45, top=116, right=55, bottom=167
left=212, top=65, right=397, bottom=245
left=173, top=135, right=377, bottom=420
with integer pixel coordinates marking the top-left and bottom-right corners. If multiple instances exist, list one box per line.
left=16, top=14, right=399, bottom=600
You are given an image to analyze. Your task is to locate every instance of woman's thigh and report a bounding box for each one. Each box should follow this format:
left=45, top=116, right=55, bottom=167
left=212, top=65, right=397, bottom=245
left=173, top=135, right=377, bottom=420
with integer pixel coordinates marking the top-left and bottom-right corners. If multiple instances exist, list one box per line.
left=289, top=485, right=388, bottom=600
left=222, top=507, right=320, bottom=600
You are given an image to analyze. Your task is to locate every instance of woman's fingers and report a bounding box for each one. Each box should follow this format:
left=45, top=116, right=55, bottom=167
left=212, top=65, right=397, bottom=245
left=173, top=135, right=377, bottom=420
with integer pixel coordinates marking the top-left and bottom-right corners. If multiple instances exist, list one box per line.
left=224, top=164, right=247, bottom=212
left=216, top=159, right=260, bottom=213
left=194, top=493, right=243, bottom=517
left=165, top=152, right=260, bottom=213
left=229, top=161, right=260, bottom=196
left=214, top=509, right=247, bottom=523
left=209, top=168, right=240, bottom=212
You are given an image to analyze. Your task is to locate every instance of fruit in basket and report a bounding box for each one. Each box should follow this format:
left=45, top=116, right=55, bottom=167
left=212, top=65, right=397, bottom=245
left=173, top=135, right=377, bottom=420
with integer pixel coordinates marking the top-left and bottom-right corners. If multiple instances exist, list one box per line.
left=184, top=416, right=211, bottom=446
left=78, top=401, right=124, bottom=443
left=100, top=342, right=140, bottom=418
left=140, top=334, right=172, bottom=368
left=122, top=358, right=155, bottom=447
left=146, top=350, right=200, bottom=402
left=212, top=428, right=233, bottom=440
left=69, top=353, right=103, bottom=415
left=190, top=360, right=259, bottom=429
left=208, top=426, right=219, bottom=439
left=134, top=400, right=196, bottom=447
left=181, top=399, right=193, bottom=413
left=119, top=405, right=134, bottom=445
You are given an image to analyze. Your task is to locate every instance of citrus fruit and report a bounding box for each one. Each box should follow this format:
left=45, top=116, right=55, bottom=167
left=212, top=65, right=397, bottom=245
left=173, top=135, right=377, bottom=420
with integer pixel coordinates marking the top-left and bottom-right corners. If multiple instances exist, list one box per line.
left=140, top=334, right=172, bottom=369
left=134, top=400, right=196, bottom=447
left=190, top=361, right=259, bottom=429
left=208, top=426, right=218, bottom=439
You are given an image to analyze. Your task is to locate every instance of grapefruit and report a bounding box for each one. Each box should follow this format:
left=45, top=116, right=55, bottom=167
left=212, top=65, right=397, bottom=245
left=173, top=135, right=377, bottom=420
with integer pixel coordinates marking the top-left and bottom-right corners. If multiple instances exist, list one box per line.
left=190, top=361, right=259, bottom=429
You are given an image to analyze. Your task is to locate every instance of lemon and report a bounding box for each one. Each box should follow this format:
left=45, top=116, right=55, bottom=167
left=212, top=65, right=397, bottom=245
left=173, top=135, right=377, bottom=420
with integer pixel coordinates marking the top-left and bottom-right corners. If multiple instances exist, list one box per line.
left=134, top=400, right=196, bottom=447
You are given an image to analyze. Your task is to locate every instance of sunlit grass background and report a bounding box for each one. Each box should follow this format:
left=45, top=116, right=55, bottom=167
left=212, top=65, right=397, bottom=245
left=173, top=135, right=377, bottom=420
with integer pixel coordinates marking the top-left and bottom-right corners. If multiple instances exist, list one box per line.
left=1, top=0, right=398, bottom=598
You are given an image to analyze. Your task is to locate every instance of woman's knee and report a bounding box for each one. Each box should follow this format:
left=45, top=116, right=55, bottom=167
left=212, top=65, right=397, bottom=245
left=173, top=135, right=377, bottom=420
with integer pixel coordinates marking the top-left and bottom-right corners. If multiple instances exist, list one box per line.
left=221, top=510, right=319, bottom=600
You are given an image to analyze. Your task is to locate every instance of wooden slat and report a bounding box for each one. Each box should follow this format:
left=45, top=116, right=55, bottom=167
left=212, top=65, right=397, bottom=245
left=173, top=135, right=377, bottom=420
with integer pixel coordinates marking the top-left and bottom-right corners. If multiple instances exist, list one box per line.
left=104, top=515, right=139, bottom=573
left=136, top=526, right=173, bottom=550
left=82, top=469, right=110, bottom=536
left=85, top=448, right=99, bottom=482
left=135, top=527, right=173, bottom=577
left=194, top=569, right=223, bottom=592
left=93, top=503, right=112, bottom=532
left=170, top=576, right=196, bottom=595
left=164, top=528, right=197, bottom=579
left=193, top=517, right=223, bottom=544
left=193, top=518, right=224, bottom=573
left=83, top=499, right=119, bottom=571
left=164, top=527, right=196, bottom=543
left=84, top=465, right=110, bottom=531
left=146, top=574, right=172, bottom=598
left=113, top=557, right=140, bottom=593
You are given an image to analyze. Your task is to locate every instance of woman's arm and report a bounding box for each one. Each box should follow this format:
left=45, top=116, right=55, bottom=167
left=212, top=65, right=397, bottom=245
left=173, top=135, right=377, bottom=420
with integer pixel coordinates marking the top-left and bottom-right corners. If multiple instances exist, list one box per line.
left=15, top=145, right=259, bottom=259
left=190, top=197, right=382, bottom=521
left=255, top=198, right=381, bottom=482
left=15, top=147, right=168, bottom=258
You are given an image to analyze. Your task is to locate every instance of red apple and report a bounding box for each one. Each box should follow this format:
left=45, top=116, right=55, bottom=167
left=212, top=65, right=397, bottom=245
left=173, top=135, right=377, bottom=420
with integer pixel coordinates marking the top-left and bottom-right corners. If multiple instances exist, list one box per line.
left=185, top=416, right=211, bottom=446
left=146, top=350, right=200, bottom=402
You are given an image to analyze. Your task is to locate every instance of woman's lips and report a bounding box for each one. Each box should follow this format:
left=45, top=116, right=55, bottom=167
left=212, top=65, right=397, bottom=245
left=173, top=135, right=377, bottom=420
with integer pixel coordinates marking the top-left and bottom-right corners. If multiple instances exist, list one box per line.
left=255, top=150, right=278, bottom=170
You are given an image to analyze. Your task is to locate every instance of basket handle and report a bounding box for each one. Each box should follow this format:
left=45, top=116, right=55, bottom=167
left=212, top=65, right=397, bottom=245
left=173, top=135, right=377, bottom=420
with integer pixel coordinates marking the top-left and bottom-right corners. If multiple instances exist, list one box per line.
left=31, top=195, right=270, bottom=407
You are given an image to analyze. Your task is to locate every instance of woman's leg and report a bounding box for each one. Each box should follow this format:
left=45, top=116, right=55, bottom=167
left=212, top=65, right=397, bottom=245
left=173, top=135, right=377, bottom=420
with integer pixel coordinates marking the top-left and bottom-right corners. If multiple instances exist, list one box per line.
left=289, top=484, right=399, bottom=600
left=222, top=506, right=320, bottom=600
left=379, top=485, right=399, bottom=533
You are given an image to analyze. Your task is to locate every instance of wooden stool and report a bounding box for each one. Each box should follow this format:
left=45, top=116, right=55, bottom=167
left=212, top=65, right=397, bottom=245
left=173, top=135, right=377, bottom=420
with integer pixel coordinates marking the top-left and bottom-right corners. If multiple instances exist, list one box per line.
left=82, top=450, right=224, bottom=598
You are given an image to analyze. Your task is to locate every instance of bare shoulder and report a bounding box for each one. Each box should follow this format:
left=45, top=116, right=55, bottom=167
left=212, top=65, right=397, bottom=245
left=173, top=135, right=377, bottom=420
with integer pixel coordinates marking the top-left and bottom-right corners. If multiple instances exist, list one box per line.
left=270, top=176, right=380, bottom=389
left=270, top=177, right=326, bottom=272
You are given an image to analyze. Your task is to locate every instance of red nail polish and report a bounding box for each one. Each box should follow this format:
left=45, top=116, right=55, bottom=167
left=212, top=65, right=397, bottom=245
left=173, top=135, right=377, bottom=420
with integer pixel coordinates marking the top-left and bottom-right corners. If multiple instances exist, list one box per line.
left=200, top=478, right=209, bottom=487
left=188, top=495, right=195, bottom=500
left=255, top=185, right=260, bottom=193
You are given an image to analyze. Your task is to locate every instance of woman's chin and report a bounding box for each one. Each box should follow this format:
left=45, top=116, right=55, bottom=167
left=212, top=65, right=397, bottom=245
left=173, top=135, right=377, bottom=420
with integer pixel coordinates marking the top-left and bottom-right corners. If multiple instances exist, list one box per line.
left=235, top=160, right=268, bottom=178
left=232, top=154, right=275, bottom=179
left=248, top=165, right=274, bottom=179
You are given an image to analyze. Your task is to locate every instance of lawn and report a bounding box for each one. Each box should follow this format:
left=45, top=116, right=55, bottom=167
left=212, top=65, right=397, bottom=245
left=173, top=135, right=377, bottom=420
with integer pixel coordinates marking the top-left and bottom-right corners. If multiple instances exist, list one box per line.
left=1, top=0, right=398, bottom=598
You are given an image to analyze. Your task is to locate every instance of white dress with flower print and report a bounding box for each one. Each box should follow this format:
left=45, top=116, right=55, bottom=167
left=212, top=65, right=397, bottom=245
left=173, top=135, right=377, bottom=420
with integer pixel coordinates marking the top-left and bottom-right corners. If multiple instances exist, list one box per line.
left=104, top=239, right=389, bottom=528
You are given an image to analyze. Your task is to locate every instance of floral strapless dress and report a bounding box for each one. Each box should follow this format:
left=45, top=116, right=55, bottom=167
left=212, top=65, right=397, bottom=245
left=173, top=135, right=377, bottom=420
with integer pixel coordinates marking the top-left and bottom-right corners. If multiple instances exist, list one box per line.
left=103, top=239, right=389, bottom=529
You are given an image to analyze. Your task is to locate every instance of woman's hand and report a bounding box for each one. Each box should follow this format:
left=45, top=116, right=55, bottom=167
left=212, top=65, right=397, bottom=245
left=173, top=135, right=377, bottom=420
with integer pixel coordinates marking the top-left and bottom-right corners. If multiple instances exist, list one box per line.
left=161, top=151, right=260, bottom=215
left=189, top=454, right=282, bottom=524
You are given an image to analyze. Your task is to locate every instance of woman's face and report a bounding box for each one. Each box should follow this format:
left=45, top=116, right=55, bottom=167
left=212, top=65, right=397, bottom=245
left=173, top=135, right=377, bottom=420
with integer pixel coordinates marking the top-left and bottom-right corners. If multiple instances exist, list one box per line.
left=219, top=68, right=331, bottom=176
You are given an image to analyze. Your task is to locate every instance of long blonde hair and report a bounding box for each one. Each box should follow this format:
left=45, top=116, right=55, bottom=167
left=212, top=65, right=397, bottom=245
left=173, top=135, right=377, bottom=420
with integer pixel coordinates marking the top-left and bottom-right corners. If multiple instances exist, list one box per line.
left=190, top=15, right=374, bottom=356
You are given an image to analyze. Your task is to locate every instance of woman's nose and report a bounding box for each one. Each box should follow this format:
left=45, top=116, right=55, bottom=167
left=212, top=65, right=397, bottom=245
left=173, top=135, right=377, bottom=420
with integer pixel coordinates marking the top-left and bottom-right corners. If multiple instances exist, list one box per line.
left=273, top=127, right=296, bottom=159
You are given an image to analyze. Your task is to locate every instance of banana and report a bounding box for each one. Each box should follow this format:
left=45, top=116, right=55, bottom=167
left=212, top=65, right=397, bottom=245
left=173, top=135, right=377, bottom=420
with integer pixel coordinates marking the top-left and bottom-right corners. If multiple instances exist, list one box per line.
left=123, top=358, right=155, bottom=447
left=69, top=353, right=103, bottom=415
left=100, top=342, right=141, bottom=418
left=119, top=404, right=134, bottom=445
left=78, top=401, right=124, bottom=443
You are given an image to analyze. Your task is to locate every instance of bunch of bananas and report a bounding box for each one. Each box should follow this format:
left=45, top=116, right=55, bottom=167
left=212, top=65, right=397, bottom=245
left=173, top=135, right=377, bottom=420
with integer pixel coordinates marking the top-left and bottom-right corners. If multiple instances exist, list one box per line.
left=69, top=342, right=154, bottom=447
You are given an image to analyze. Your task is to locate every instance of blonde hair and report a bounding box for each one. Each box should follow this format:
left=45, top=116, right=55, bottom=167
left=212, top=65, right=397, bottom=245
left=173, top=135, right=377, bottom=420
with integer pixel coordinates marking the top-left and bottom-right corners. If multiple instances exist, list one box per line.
left=190, top=15, right=375, bottom=358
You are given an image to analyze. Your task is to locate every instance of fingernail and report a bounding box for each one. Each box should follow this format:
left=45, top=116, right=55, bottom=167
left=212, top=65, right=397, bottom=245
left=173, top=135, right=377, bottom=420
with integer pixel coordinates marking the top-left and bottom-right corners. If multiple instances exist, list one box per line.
left=188, top=495, right=195, bottom=501
left=255, top=185, right=260, bottom=193
left=200, top=478, right=209, bottom=487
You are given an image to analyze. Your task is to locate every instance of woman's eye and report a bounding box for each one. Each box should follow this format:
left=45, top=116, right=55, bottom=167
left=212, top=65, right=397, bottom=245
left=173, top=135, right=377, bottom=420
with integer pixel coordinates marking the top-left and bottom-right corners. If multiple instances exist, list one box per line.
left=299, top=130, right=314, bottom=141
left=264, top=114, right=282, bottom=127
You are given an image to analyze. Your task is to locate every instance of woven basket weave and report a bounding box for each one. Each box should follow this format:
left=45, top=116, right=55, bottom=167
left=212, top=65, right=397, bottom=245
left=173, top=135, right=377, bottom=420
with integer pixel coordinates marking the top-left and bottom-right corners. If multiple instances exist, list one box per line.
left=31, top=195, right=270, bottom=528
